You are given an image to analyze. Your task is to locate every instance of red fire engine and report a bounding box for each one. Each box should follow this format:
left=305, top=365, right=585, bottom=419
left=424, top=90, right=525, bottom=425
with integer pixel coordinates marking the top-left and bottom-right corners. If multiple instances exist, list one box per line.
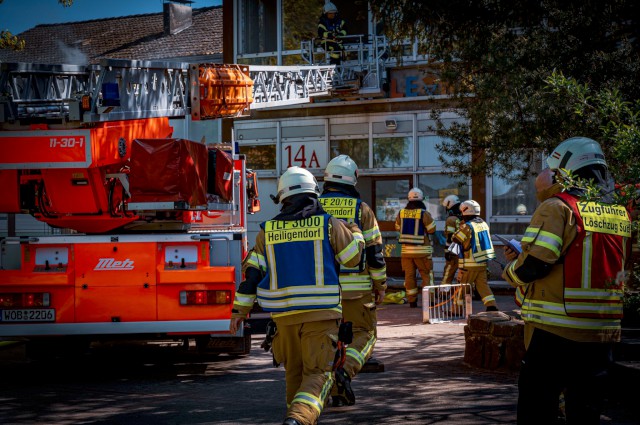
left=0, top=59, right=275, bottom=357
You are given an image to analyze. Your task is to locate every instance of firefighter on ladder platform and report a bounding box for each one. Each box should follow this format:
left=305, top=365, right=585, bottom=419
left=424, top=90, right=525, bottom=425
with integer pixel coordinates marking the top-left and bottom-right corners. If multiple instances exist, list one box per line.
left=395, top=188, right=437, bottom=308
left=230, top=166, right=364, bottom=425
left=441, top=194, right=462, bottom=285
left=502, top=137, right=632, bottom=425
left=317, top=1, right=347, bottom=65
left=319, top=154, right=387, bottom=407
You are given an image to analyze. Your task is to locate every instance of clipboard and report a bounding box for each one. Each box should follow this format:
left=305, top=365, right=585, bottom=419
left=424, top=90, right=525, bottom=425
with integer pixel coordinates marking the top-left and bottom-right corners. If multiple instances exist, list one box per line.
left=494, top=234, right=522, bottom=253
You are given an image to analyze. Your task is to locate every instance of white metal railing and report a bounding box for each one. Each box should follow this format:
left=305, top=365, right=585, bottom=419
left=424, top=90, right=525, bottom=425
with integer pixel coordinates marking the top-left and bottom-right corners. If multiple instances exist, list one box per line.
left=422, top=283, right=473, bottom=324
left=301, top=34, right=390, bottom=93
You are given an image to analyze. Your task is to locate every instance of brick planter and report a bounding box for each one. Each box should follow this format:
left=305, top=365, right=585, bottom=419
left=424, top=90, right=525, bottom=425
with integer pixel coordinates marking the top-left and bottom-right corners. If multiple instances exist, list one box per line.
left=464, top=312, right=525, bottom=371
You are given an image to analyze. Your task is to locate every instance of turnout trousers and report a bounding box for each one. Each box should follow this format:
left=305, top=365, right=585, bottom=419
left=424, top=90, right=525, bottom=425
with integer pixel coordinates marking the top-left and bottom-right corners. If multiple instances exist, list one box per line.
left=517, top=328, right=613, bottom=425
left=401, top=256, right=433, bottom=303
left=272, top=318, right=338, bottom=425
left=456, top=266, right=496, bottom=308
left=441, top=256, right=459, bottom=285
left=331, top=294, right=377, bottom=392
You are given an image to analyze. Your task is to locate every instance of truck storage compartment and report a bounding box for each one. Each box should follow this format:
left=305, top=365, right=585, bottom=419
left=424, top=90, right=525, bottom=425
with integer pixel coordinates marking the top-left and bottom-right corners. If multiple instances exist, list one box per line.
left=129, top=138, right=208, bottom=208
left=207, top=147, right=234, bottom=202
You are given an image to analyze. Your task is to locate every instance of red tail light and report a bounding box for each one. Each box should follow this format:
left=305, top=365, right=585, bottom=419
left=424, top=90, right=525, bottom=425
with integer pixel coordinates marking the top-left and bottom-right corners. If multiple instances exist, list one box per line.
left=0, top=293, right=50, bottom=307
left=179, top=290, right=231, bottom=305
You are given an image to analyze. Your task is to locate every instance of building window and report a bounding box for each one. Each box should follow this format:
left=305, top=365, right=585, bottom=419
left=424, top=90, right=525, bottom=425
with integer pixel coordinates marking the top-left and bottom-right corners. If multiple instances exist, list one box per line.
left=418, top=135, right=461, bottom=168
left=330, top=138, right=369, bottom=168
left=373, top=178, right=410, bottom=223
left=239, top=0, right=278, bottom=55
left=373, top=136, right=412, bottom=168
left=489, top=159, right=542, bottom=236
left=417, top=174, right=469, bottom=221
left=417, top=174, right=469, bottom=256
left=491, top=169, right=539, bottom=217
left=239, top=144, right=277, bottom=170
left=282, top=0, right=323, bottom=52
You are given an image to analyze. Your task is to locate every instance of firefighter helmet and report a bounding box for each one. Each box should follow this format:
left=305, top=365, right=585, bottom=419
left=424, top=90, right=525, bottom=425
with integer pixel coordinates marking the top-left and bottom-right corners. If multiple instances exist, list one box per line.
left=442, top=194, right=460, bottom=210
left=408, top=187, right=424, bottom=201
left=516, top=204, right=528, bottom=215
left=460, top=200, right=481, bottom=216
left=275, top=166, right=319, bottom=203
left=324, top=155, right=358, bottom=186
left=546, top=137, right=607, bottom=172
left=323, top=2, right=338, bottom=13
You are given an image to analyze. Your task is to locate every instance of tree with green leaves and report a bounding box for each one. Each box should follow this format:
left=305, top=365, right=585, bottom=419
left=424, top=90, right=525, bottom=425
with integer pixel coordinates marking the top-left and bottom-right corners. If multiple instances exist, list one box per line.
left=0, top=0, right=73, bottom=50
left=370, top=0, right=640, bottom=180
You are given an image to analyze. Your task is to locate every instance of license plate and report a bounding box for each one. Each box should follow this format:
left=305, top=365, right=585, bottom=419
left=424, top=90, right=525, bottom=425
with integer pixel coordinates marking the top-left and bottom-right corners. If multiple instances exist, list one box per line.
left=0, top=309, right=56, bottom=322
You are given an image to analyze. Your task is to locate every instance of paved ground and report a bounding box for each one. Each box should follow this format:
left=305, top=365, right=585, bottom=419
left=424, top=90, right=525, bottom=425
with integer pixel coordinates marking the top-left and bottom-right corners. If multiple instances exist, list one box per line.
left=0, top=292, right=636, bottom=424
left=316, top=292, right=636, bottom=425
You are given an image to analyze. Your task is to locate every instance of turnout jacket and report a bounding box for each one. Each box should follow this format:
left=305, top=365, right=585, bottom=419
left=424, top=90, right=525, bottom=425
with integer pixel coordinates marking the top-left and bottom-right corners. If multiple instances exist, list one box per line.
left=319, top=190, right=387, bottom=300
left=444, top=215, right=461, bottom=246
left=394, top=208, right=436, bottom=257
left=452, top=218, right=495, bottom=268
left=502, top=195, right=631, bottom=346
left=232, top=215, right=364, bottom=326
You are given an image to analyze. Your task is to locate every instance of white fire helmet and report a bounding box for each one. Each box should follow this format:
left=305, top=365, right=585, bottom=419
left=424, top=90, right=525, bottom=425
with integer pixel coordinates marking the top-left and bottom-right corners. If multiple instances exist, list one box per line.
left=275, top=166, right=319, bottom=203
left=324, top=154, right=358, bottom=186
left=460, top=200, right=481, bottom=216
left=442, top=194, right=460, bottom=210
left=516, top=204, right=528, bottom=215
left=323, top=1, right=338, bottom=13
left=408, top=187, right=424, bottom=201
left=546, top=137, right=607, bottom=172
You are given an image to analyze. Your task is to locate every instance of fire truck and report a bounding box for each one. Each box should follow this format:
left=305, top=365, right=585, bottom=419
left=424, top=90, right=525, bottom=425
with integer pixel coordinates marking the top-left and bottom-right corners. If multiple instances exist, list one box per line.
left=0, top=59, right=333, bottom=357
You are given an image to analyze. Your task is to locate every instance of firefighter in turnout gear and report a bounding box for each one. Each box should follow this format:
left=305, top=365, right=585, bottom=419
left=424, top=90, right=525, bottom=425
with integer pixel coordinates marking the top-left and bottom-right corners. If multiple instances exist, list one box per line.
left=230, top=166, right=365, bottom=425
left=319, top=155, right=387, bottom=407
left=441, top=194, right=462, bottom=285
left=451, top=200, right=499, bottom=311
left=395, top=188, right=436, bottom=307
left=317, top=1, right=347, bottom=65
left=502, top=137, right=632, bottom=425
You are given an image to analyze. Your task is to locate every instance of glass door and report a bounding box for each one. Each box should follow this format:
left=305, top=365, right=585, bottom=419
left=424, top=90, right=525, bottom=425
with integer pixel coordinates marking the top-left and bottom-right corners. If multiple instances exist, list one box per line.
left=371, top=176, right=412, bottom=277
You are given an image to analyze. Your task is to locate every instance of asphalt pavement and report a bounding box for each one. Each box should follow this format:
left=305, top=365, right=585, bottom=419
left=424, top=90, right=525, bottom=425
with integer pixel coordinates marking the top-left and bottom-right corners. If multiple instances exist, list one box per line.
left=0, top=291, right=636, bottom=424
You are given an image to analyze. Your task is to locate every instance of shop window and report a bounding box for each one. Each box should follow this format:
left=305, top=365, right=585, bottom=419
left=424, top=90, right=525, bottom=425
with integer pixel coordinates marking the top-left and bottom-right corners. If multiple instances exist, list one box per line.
left=373, top=136, right=412, bottom=168
left=330, top=138, right=369, bottom=168
left=239, top=0, right=278, bottom=55
left=239, top=144, right=277, bottom=170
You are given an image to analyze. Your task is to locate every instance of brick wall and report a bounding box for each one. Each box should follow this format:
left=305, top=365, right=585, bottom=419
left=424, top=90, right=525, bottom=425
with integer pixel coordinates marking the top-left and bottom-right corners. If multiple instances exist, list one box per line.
left=463, top=312, right=525, bottom=370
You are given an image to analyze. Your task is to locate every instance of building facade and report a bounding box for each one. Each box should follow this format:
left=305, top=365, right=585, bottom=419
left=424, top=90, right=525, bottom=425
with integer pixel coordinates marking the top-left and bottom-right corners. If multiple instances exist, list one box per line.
left=225, top=0, right=540, bottom=276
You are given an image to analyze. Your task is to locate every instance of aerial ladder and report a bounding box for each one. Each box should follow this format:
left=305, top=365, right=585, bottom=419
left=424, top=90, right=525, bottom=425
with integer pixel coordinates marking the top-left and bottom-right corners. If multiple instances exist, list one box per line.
left=0, top=58, right=333, bottom=358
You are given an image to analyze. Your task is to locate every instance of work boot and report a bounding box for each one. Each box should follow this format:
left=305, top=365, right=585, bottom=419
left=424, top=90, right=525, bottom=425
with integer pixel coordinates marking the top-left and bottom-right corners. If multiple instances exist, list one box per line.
left=409, top=301, right=418, bottom=308
left=361, top=356, right=385, bottom=373
left=332, top=395, right=349, bottom=407
left=334, top=368, right=355, bottom=405
left=282, top=419, right=301, bottom=425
